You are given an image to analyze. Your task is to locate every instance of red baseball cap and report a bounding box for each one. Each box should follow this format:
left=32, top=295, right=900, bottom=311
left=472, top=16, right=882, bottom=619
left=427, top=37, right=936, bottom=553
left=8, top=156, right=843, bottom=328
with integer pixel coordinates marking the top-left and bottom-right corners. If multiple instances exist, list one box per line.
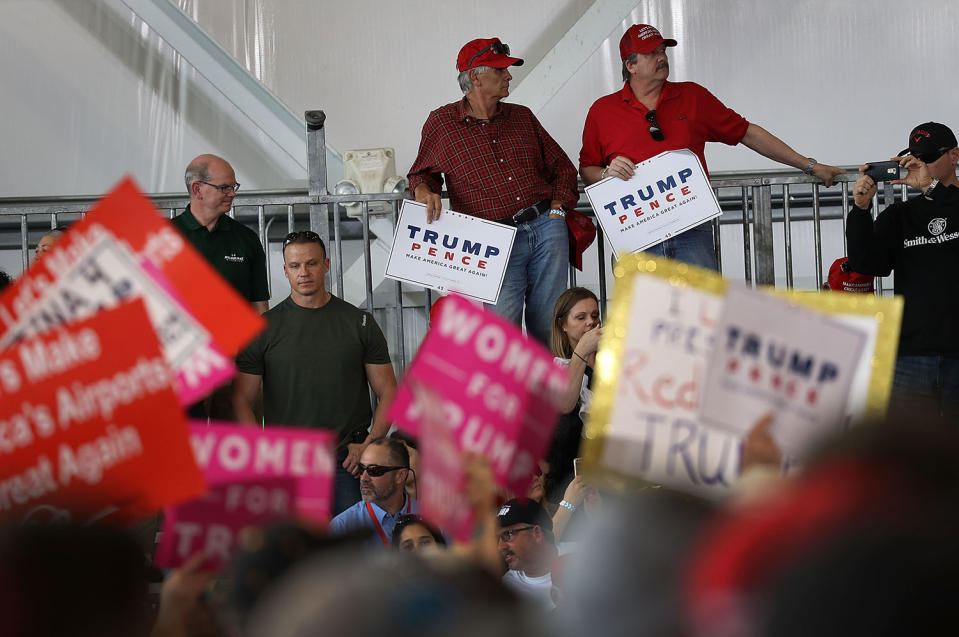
left=456, top=37, right=524, bottom=72
left=619, top=24, right=677, bottom=59
left=826, top=257, right=874, bottom=293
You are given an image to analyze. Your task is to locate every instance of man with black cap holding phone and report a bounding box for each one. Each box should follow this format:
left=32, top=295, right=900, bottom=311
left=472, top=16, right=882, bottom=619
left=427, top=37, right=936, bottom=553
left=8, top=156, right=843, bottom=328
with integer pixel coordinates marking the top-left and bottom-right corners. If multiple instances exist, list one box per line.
left=497, top=497, right=559, bottom=609
left=579, top=24, right=844, bottom=269
left=847, top=122, right=959, bottom=419
left=408, top=38, right=579, bottom=346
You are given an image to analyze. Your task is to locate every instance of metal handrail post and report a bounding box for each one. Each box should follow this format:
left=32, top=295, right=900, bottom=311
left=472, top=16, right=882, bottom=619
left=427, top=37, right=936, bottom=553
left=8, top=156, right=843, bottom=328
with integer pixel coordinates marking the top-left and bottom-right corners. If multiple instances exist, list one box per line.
left=305, top=110, right=331, bottom=290
left=752, top=183, right=775, bottom=286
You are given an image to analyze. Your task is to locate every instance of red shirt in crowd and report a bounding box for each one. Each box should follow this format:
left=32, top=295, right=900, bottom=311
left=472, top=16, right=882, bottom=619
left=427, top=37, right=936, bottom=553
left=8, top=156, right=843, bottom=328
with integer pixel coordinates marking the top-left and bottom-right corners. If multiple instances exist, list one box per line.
left=408, top=98, right=579, bottom=221
left=579, top=81, right=750, bottom=176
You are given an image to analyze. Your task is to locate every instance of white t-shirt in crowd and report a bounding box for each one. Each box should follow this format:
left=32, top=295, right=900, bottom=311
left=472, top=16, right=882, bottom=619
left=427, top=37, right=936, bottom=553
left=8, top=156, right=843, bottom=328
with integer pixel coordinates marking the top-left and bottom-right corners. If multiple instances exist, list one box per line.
left=554, top=357, right=592, bottom=420
left=502, top=569, right=555, bottom=610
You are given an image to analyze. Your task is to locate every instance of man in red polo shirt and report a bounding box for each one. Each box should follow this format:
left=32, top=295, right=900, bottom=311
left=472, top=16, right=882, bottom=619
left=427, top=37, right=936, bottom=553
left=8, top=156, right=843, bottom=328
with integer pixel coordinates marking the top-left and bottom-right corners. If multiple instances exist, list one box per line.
left=408, top=37, right=579, bottom=345
left=580, top=24, right=843, bottom=270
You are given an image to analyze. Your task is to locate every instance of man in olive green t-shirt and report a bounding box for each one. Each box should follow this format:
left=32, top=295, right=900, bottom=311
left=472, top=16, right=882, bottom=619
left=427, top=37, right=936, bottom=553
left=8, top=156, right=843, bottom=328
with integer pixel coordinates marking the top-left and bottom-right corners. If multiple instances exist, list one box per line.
left=233, top=231, right=397, bottom=514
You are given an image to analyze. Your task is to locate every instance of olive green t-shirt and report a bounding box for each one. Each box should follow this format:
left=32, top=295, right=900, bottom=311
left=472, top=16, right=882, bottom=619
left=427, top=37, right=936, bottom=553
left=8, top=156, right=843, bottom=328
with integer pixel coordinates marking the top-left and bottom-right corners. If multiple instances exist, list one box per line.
left=170, top=205, right=269, bottom=302
left=236, top=295, right=391, bottom=445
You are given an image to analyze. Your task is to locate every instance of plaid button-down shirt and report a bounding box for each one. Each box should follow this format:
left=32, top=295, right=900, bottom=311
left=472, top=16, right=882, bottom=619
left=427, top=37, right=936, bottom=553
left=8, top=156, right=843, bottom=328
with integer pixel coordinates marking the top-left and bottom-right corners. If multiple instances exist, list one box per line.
left=408, top=99, right=579, bottom=221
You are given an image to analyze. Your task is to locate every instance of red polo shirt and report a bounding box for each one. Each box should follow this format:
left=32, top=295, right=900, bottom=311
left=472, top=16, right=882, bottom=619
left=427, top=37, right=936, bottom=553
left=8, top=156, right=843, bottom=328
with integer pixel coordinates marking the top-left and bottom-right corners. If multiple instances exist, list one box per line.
left=579, top=81, right=749, bottom=177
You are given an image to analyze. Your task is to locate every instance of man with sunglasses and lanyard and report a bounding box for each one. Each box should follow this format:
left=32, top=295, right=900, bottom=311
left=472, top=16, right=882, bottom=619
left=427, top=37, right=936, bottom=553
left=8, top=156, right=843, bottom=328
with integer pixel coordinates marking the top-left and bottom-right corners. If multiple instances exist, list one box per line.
left=408, top=38, right=579, bottom=346
left=234, top=231, right=397, bottom=515
left=579, top=24, right=843, bottom=270
left=847, top=122, right=959, bottom=420
left=329, top=437, right=416, bottom=549
left=173, top=154, right=269, bottom=421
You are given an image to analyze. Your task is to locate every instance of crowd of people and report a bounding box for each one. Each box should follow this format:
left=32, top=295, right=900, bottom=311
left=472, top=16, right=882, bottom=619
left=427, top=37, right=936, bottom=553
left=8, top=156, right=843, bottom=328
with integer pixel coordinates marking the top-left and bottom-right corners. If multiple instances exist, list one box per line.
left=3, top=21, right=959, bottom=637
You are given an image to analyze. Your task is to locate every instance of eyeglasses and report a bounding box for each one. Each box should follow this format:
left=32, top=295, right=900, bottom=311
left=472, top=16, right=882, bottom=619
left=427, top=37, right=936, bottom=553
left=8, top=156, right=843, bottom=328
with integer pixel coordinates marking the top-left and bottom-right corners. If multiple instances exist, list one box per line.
left=498, top=526, right=536, bottom=542
left=283, top=230, right=321, bottom=247
left=466, top=41, right=510, bottom=70
left=646, top=110, right=664, bottom=142
left=197, top=180, right=240, bottom=193
left=357, top=463, right=407, bottom=477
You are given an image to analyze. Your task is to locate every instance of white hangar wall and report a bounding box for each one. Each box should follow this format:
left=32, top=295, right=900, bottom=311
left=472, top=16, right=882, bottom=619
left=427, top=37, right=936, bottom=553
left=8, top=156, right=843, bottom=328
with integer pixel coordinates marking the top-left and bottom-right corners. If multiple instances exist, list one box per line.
left=3, top=0, right=958, bottom=198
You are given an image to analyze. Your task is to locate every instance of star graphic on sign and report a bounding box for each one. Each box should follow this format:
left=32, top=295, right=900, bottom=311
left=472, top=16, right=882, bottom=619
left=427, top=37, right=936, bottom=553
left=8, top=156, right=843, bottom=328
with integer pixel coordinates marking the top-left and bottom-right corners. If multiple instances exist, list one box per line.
left=771, top=374, right=782, bottom=389
left=785, top=380, right=797, bottom=398
left=807, top=388, right=818, bottom=405
left=749, top=366, right=762, bottom=382
left=727, top=358, right=739, bottom=372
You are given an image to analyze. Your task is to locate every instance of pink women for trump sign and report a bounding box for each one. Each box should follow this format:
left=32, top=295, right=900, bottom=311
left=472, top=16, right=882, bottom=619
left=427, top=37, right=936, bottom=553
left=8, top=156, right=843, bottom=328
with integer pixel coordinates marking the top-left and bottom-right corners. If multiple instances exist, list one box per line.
left=387, top=295, right=567, bottom=496
left=155, top=422, right=336, bottom=571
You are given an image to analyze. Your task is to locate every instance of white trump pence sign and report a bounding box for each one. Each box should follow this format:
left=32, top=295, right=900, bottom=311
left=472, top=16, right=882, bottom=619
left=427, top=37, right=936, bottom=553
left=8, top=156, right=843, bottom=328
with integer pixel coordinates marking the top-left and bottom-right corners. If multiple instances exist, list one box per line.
left=699, top=285, right=869, bottom=459
left=386, top=200, right=516, bottom=304
left=584, top=150, right=721, bottom=256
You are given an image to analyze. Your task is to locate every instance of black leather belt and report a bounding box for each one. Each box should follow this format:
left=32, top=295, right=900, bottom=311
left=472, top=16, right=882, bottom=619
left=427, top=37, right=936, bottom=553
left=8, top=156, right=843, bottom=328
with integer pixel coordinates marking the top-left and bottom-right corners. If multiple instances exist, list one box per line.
left=497, top=199, right=552, bottom=227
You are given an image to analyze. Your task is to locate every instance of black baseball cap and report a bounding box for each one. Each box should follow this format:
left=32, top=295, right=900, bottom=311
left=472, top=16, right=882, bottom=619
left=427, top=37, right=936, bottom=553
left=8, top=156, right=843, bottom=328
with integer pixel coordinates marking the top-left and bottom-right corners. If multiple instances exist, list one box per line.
left=497, top=498, right=553, bottom=531
left=899, top=122, right=958, bottom=157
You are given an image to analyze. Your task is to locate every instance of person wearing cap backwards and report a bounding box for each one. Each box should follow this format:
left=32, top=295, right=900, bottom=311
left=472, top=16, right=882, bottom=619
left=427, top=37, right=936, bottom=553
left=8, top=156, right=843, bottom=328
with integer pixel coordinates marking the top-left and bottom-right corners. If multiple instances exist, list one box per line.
left=408, top=38, right=579, bottom=346
left=847, top=122, right=959, bottom=419
left=579, top=24, right=844, bottom=269
left=497, top=498, right=559, bottom=610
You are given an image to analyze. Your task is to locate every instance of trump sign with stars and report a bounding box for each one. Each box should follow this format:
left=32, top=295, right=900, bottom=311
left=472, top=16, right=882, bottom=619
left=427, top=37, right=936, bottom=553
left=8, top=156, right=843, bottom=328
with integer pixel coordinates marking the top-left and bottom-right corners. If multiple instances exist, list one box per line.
left=584, top=149, right=721, bottom=256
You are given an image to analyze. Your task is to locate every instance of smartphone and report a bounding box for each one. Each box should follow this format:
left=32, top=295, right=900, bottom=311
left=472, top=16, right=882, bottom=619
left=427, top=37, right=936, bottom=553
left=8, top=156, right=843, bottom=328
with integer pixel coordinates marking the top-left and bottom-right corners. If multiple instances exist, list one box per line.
left=573, top=457, right=582, bottom=478
left=864, top=161, right=901, bottom=182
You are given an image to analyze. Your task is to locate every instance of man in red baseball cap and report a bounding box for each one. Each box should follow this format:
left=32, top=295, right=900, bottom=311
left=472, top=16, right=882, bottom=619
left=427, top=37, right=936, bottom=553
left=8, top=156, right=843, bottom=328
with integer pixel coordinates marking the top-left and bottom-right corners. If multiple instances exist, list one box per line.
left=847, top=121, right=959, bottom=419
left=579, top=24, right=844, bottom=270
left=408, top=38, right=579, bottom=346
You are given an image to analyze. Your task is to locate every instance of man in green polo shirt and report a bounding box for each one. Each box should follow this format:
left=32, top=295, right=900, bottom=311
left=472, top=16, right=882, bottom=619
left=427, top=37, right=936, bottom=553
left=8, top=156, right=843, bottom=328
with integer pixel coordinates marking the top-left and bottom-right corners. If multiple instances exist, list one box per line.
left=172, top=154, right=269, bottom=314
left=172, top=154, right=270, bottom=420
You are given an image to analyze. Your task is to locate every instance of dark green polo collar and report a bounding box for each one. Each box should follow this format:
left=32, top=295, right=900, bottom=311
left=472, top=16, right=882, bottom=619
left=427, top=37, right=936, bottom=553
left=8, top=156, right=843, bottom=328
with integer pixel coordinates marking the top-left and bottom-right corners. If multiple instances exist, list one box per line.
left=179, top=204, right=232, bottom=233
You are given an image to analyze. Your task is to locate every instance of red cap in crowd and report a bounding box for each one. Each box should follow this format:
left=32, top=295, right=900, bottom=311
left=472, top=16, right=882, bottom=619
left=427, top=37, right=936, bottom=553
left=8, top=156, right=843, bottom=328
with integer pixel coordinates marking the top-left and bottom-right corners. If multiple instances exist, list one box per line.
left=457, top=37, right=524, bottom=72
left=619, top=24, right=677, bottom=59
left=826, top=257, right=874, bottom=293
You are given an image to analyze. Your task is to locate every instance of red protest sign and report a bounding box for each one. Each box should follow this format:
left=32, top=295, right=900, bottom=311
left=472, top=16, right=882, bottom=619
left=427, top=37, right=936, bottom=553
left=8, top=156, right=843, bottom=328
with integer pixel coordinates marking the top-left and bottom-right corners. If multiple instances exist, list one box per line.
left=387, top=295, right=567, bottom=496
left=155, top=422, right=336, bottom=571
left=0, top=300, right=205, bottom=524
left=0, top=177, right=264, bottom=402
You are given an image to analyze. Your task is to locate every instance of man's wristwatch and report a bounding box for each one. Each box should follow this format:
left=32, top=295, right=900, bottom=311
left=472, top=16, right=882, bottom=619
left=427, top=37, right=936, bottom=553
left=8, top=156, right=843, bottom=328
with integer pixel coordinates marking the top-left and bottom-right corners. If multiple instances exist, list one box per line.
left=551, top=204, right=568, bottom=218
left=923, top=178, right=940, bottom=198
left=559, top=500, right=577, bottom=512
left=803, top=158, right=817, bottom=175
left=349, top=428, right=369, bottom=445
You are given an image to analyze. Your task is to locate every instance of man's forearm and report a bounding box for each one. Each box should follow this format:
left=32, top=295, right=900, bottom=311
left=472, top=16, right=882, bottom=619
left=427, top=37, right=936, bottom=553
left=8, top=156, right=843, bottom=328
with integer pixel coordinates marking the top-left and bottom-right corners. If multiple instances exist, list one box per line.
left=233, top=399, right=257, bottom=424
left=368, top=394, right=392, bottom=440
left=580, top=165, right=605, bottom=186
left=740, top=124, right=806, bottom=170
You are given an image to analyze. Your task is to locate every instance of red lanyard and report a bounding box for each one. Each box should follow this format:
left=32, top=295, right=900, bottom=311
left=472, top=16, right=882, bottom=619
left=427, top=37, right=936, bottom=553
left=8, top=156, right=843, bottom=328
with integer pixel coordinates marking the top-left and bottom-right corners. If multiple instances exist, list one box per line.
left=365, top=499, right=412, bottom=548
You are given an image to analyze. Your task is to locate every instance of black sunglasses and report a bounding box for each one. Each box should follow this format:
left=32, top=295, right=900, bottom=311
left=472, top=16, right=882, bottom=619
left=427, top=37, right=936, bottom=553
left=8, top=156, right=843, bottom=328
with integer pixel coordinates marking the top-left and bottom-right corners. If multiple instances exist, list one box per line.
left=913, top=148, right=950, bottom=164
left=646, top=110, right=664, bottom=142
left=358, top=463, right=407, bottom=477
left=466, top=41, right=510, bottom=69
left=283, top=230, right=321, bottom=247
left=498, top=526, right=536, bottom=542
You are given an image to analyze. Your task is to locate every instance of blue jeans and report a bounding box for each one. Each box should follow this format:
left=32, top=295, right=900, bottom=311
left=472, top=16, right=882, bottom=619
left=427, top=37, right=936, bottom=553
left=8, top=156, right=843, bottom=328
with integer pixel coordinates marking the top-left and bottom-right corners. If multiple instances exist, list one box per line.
left=890, top=355, right=959, bottom=422
left=488, top=213, right=569, bottom=346
left=643, top=222, right=718, bottom=271
left=333, top=447, right=361, bottom=516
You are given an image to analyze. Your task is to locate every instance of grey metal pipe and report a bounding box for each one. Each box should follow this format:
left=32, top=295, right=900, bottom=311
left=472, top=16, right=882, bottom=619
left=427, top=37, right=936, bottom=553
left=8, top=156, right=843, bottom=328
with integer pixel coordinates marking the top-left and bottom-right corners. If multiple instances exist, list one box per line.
left=812, top=185, right=823, bottom=289
left=361, top=202, right=373, bottom=313
left=741, top=187, right=752, bottom=284
left=783, top=184, right=794, bottom=288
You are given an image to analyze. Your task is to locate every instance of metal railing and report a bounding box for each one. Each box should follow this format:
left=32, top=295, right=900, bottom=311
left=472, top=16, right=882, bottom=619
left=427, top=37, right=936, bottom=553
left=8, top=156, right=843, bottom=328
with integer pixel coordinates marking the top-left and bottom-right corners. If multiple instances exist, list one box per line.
left=0, top=110, right=922, bottom=371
